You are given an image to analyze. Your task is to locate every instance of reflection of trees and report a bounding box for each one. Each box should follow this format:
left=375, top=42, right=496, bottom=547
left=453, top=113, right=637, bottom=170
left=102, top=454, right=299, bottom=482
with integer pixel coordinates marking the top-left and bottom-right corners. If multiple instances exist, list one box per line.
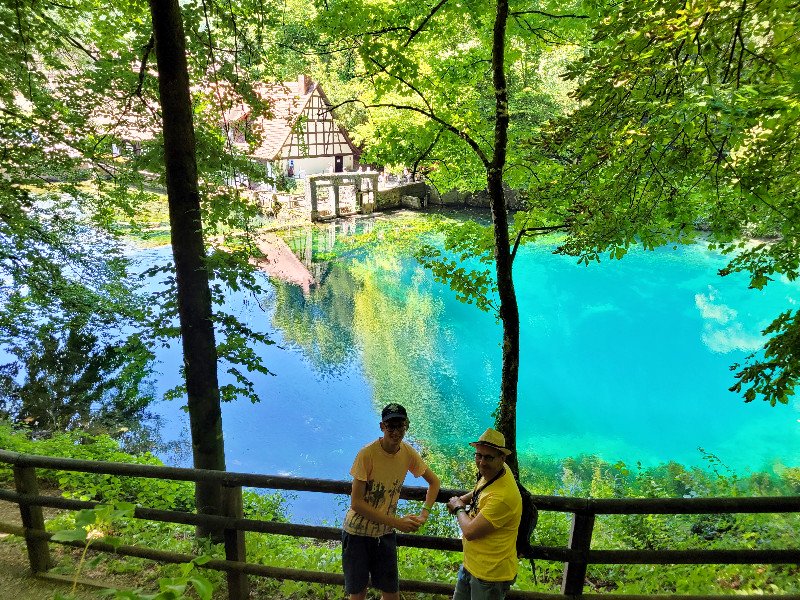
left=270, top=263, right=359, bottom=375
left=269, top=222, right=373, bottom=375
left=0, top=320, right=156, bottom=447
left=351, top=256, right=457, bottom=448
left=268, top=224, right=461, bottom=450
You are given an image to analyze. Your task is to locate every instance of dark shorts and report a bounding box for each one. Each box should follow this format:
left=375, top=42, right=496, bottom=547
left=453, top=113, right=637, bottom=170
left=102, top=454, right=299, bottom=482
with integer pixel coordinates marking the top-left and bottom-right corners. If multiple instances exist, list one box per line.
left=341, top=530, right=399, bottom=594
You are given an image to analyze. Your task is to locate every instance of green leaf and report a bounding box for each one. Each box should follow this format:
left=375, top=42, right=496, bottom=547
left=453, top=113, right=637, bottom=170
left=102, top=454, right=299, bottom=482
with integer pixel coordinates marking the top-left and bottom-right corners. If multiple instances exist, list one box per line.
left=74, top=508, right=98, bottom=529
left=187, top=576, right=214, bottom=600
left=51, top=529, right=89, bottom=542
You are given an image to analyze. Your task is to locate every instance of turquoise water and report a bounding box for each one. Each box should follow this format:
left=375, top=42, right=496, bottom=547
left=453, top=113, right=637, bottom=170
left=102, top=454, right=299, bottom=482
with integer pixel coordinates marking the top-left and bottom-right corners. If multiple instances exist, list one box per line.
left=143, top=216, right=800, bottom=519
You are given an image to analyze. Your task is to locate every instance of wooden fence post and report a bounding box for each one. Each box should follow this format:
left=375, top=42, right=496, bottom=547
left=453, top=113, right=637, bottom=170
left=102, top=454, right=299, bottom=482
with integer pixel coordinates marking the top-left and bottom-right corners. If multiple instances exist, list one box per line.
left=222, top=485, right=249, bottom=600
left=561, top=511, right=595, bottom=596
left=12, top=464, right=51, bottom=573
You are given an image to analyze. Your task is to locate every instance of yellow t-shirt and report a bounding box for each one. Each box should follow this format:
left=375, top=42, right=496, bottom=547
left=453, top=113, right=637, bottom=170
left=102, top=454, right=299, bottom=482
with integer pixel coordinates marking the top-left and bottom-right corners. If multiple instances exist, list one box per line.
left=462, top=467, right=522, bottom=582
left=343, top=439, right=428, bottom=537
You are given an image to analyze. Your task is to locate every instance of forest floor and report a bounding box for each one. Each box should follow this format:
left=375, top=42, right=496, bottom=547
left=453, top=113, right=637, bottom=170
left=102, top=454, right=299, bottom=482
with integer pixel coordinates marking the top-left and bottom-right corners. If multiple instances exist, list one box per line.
left=0, top=494, right=161, bottom=600
left=0, top=494, right=348, bottom=600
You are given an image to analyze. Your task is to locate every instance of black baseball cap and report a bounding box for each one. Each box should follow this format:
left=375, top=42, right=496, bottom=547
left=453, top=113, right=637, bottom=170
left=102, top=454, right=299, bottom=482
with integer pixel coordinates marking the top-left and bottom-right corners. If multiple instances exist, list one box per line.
left=381, top=403, right=408, bottom=421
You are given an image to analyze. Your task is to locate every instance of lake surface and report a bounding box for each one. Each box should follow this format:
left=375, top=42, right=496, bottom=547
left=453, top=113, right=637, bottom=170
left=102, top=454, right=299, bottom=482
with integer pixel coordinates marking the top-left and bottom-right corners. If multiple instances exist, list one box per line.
left=141, top=214, right=800, bottom=521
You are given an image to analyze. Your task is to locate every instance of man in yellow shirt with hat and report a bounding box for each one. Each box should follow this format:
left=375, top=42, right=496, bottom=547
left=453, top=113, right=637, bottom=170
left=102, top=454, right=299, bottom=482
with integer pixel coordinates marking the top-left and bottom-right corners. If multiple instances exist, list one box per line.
left=447, top=428, right=522, bottom=600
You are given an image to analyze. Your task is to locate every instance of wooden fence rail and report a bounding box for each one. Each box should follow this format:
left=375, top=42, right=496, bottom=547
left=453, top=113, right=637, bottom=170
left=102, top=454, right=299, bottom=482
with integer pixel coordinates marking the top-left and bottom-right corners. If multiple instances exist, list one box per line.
left=0, top=449, right=799, bottom=599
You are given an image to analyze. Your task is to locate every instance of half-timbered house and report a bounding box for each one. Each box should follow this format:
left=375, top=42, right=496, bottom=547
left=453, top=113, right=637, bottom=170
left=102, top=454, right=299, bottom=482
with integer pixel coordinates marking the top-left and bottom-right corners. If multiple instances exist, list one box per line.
left=227, top=75, right=358, bottom=182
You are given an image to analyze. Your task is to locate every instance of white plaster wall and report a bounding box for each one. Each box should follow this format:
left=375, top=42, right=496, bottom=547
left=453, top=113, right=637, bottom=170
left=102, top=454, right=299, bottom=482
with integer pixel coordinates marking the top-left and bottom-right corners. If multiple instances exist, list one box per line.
left=282, top=155, right=356, bottom=177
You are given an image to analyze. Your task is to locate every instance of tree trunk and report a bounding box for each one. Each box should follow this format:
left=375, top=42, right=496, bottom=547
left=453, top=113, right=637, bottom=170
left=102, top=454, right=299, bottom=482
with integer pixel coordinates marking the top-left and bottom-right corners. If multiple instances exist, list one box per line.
left=148, top=0, right=226, bottom=537
left=489, top=0, right=520, bottom=477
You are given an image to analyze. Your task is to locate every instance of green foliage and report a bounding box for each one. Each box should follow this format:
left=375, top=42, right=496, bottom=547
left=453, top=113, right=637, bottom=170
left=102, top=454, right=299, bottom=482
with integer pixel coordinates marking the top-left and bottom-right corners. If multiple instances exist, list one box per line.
left=334, top=213, right=502, bottom=314
left=140, top=246, right=276, bottom=405
left=5, top=429, right=799, bottom=595
left=535, top=0, right=800, bottom=405
left=275, top=173, right=298, bottom=193
left=1, top=0, right=304, bottom=412
left=103, top=556, right=214, bottom=600
left=416, top=219, right=499, bottom=314
left=52, top=502, right=136, bottom=547
left=49, top=502, right=215, bottom=600
left=0, top=424, right=195, bottom=510
left=314, top=0, right=586, bottom=193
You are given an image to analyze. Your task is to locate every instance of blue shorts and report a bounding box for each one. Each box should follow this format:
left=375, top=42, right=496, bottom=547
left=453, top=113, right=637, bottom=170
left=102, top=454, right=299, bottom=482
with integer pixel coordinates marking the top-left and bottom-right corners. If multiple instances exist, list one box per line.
left=341, top=530, right=399, bottom=594
left=453, top=564, right=513, bottom=600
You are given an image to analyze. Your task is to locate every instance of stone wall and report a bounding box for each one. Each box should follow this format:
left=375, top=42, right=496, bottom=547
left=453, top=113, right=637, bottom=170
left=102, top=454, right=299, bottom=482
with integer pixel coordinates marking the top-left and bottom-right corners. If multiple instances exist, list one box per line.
left=375, top=181, right=523, bottom=212
left=429, top=185, right=522, bottom=210
left=375, top=182, right=428, bottom=210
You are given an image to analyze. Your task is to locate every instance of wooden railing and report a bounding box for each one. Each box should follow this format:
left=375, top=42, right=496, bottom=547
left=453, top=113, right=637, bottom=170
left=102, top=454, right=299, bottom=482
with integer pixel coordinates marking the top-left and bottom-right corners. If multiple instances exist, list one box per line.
left=0, top=449, right=799, bottom=599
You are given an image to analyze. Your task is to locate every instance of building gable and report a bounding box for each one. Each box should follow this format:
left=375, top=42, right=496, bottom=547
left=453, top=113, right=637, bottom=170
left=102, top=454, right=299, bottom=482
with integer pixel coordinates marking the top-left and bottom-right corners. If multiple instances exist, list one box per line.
left=279, top=87, right=355, bottom=159
left=229, top=76, right=356, bottom=164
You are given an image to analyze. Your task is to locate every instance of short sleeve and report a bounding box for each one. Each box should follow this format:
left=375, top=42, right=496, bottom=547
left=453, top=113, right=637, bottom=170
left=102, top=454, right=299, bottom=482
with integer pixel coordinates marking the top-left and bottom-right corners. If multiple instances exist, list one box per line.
left=479, top=491, right=514, bottom=528
left=406, top=445, right=428, bottom=478
left=350, top=449, right=371, bottom=482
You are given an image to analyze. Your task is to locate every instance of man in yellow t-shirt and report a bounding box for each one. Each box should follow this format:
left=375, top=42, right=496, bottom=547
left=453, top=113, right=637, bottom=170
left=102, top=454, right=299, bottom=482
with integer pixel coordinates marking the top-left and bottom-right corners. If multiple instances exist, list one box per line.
left=342, top=403, right=441, bottom=600
left=447, top=428, right=522, bottom=600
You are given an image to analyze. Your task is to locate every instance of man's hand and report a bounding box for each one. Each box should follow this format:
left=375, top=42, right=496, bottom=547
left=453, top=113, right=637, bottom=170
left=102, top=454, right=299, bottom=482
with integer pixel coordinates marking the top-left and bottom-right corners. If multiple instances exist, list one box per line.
left=394, top=514, right=423, bottom=533
left=447, top=496, right=466, bottom=515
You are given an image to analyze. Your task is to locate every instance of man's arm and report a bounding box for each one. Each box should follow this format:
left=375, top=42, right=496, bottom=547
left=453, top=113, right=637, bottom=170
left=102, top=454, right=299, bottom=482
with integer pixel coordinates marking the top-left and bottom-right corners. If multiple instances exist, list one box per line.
left=446, top=492, right=472, bottom=514
left=453, top=509, right=496, bottom=541
left=350, top=479, right=422, bottom=533
left=446, top=492, right=503, bottom=541
left=416, top=468, right=441, bottom=522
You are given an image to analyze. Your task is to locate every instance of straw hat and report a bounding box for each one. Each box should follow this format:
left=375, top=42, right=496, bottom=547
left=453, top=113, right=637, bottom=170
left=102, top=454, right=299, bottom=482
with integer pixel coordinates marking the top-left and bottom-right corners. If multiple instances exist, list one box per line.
left=469, top=428, right=512, bottom=456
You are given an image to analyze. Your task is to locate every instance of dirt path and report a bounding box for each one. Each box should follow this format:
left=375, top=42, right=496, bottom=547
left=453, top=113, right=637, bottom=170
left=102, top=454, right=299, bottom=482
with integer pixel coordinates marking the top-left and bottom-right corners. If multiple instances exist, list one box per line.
left=0, top=495, right=146, bottom=600
left=0, top=496, right=99, bottom=599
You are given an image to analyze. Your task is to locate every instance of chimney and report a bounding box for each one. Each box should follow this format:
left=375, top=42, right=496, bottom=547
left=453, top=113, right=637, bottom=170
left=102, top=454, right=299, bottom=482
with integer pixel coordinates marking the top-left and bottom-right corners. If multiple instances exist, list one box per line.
left=298, top=74, right=312, bottom=94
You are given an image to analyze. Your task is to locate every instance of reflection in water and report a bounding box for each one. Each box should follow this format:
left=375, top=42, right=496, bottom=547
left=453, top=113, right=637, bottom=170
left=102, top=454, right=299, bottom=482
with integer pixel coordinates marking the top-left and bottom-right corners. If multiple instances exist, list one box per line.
left=257, top=217, right=800, bottom=475
left=267, top=219, right=465, bottom=448
left=350, top=254, right=455, bottom=448
left=271, top=264, right=359, bottom=376
left=141, top=215, right=800, bottom=520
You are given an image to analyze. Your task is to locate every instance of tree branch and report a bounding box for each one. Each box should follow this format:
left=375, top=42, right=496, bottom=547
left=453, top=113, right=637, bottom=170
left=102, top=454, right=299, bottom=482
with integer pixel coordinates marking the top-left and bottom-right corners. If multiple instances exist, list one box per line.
left=509, top=9, right=588, bottom=19
left=405, top=0, right=449, bottom=47
left=511, top=225, right=568, bottom=263
left=367, top=55, right=437, bottom=115
left=136, top=34, right=155, bottom=99
left=328, top=99, right=490, bottom=166
left=412, top=127, right=444, bottom=177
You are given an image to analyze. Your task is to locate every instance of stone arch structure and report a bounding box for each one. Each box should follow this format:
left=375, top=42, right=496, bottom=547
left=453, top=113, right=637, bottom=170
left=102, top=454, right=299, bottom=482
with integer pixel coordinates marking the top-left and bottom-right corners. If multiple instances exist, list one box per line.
left=306, top=172, right=379, bottom=221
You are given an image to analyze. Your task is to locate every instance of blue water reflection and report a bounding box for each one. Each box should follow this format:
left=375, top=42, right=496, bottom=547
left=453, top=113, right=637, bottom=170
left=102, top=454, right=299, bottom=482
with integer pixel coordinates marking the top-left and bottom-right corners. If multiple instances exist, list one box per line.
left=142, top=216, right=800, bottom=522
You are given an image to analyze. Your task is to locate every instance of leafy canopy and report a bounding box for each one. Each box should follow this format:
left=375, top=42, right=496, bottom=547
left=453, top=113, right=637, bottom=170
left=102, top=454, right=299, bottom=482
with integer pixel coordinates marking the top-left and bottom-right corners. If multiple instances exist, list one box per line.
left=531, top=0, right=800, bottom=405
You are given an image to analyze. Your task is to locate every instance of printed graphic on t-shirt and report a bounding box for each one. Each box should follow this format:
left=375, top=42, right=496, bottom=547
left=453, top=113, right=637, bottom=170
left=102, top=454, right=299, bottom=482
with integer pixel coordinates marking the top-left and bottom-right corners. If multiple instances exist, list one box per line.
left=342, top=439, right=427, bottom=537
left=346, top=477, right=403, bottom=537
left=365, top=480, right=387, bottom=508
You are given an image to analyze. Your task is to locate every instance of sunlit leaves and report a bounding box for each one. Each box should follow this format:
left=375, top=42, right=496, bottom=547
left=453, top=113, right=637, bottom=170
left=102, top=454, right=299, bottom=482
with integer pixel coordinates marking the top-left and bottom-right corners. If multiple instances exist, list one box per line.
left=538, top=0, right=800, bottom=405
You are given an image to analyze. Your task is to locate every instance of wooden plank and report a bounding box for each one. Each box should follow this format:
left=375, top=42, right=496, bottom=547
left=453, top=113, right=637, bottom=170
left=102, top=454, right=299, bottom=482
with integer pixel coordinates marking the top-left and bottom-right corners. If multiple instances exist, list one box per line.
left=561, top=511, right=595, bottom=595
left=589, top=548, right=800, bottom=564
left=222, top=485, right=249, bottom=600
left=3, top=451, right=795, bottom=516
left=588, top=496, right=800, bottom=514
left=6, top=518, right=800, bottom=599
left=12, top=464, right=51, bottom=573
left=36, top=571, right=111, bottom=590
